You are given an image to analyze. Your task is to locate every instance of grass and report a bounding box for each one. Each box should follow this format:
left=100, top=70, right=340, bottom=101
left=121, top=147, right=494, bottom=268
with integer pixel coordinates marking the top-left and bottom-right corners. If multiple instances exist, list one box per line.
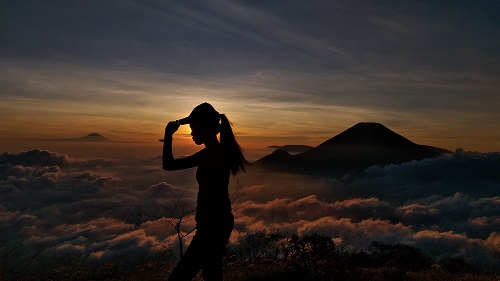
left=3, top=252, right=498, bottom=281
left=2, top=254, right=499, bottom=281
left=2, top=233, right=499, bottom=280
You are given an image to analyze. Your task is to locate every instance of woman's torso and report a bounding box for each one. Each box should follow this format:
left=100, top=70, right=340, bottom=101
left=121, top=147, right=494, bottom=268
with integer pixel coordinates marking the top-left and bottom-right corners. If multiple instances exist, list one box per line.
left=195, top=144, right=232, bottom=227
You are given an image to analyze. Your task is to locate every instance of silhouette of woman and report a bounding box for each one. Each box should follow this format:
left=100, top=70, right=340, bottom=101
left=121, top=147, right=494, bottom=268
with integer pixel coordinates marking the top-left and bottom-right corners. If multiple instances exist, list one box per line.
left=161, top=102, right=248, bottom=281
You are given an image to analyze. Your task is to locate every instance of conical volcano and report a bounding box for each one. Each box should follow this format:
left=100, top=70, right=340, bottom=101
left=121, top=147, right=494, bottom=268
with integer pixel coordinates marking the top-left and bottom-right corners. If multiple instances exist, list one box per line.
left=257, top=122, right=442, bottom=176
left=80, top=133, right=111, bottom=141
left=319, top=122, right=417, bottom=147
left=62, top=133, right=112, bottom=142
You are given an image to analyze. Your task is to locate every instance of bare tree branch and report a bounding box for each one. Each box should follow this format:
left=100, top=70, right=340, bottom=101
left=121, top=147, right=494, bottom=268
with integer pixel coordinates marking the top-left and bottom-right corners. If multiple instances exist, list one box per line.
left=139, top=188, right=197, bottom=258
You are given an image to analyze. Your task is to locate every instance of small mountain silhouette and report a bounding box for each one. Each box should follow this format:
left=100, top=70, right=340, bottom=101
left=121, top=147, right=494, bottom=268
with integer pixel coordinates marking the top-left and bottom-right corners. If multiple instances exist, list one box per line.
left=81, top=133, right=108, bottom=140
left=257, top=122, right=448, bottom=176
left=62, top=133, right=112, bottom=142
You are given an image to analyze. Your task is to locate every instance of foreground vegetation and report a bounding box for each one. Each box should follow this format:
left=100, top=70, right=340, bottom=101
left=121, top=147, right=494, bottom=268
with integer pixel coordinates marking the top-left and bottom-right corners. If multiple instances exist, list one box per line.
left=3, top=232, right=498, bottom=281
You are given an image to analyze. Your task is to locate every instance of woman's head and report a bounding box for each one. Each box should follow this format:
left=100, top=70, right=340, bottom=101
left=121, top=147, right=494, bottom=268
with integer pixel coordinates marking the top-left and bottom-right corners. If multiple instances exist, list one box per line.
left=180, top=102, right=250, bottom=174
left=182, top=103, right=221, bottom=145
left=189, top=121, right=219, bottom=145
left=180, top=102, right=220, bottom=125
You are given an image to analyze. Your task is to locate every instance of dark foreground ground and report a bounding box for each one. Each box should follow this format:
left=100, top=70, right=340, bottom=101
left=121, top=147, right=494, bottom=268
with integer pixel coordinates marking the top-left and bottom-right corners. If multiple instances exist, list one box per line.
left=4, top=257, right=499, bottom=281
left=3, top=233, right=499, bottom=281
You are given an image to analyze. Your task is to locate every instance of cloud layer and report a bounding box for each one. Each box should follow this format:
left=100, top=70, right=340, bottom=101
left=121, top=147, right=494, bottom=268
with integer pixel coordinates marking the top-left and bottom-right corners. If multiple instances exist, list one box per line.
left=1, top=149, right=499, bottom=270
left=322, top=149, right=500, bottom=202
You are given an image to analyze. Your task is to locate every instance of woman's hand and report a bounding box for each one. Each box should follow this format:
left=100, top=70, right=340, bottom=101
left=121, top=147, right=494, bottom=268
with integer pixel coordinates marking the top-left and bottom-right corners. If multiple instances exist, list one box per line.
left=165, top=121, right=180, bottom=136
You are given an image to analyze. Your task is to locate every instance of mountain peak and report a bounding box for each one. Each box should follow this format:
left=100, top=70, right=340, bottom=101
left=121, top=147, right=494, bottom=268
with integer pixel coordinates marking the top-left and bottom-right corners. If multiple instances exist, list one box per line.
left=257, top=122, right=442, bottom=176
left=86, top=133, right=104, bottom=138
left=320, top=122, right=415, bottom=147
left=81, top=133, right=109, bottom=140
left=60, top=133, right=112, bottom=142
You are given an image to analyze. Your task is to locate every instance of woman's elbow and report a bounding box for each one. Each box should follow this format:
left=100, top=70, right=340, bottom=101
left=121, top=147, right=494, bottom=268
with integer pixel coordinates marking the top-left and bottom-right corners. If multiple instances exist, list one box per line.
left=162, top=162, right=175, bottom=171
left=162, top=156, right=176, bottom=170
left=162, top=159, right=174, bottom=171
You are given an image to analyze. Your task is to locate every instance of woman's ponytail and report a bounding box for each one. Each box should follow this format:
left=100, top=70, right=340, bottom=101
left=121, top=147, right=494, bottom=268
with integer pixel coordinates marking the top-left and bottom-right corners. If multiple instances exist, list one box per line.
left=219, top=114, right=250, bottom=175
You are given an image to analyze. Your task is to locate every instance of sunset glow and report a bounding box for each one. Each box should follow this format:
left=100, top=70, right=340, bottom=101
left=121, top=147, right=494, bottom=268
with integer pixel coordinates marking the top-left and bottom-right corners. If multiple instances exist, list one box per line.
left=1, top=1, right=500, bottom=155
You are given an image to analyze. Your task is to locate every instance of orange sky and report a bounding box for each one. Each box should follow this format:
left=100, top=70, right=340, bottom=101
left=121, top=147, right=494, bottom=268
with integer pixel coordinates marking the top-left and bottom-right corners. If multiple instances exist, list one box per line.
left=2, top=83, right=499, bottom=160
left=2, top=1, right=500, bottom=157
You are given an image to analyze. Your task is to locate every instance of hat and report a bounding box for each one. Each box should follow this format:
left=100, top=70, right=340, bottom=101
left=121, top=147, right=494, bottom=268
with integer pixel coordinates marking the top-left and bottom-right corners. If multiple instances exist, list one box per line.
left=178, top=102, right=220, bottom=125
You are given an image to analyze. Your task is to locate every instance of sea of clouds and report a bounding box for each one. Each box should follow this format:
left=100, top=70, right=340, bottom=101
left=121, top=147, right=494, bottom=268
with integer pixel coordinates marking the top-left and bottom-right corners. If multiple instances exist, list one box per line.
left=1, top=149, right=499, bottom=270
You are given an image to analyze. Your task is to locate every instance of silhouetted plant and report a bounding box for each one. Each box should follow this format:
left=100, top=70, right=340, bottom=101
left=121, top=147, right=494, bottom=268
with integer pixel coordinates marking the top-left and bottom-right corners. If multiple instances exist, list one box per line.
left=283, top=234, right=335, bottom=277
left=4, top=231, right=499, bottom=281
left=438, top=257, right=474, bottom=274
left=138, top=189, right=196, bottom=260
left=367, top=242, right=429, bottom=270
left=237, top=232, right=285, bottom=260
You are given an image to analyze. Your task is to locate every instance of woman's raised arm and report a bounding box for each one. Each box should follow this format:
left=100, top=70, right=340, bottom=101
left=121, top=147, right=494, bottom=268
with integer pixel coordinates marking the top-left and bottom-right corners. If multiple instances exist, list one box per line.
left=162, top=121, right=199, bottom=170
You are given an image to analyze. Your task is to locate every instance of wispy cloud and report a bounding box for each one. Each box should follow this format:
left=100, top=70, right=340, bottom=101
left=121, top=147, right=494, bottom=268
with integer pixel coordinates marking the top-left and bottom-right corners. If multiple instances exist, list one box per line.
left=1, top=1, right=500, bottom=150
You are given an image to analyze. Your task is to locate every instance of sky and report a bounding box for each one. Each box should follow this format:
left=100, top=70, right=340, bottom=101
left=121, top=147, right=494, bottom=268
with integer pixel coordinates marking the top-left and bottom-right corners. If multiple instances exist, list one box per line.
left=1, top=0, right=500, bottom=158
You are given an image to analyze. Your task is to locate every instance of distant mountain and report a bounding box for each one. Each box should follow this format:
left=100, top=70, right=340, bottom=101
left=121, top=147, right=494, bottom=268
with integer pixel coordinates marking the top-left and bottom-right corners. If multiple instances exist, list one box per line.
left=62, top=133, right=112, bottom=142
left=267, top=145, right=314, bottom=154
left=422, top=145, right=453, bottom=155
left=256, top=123, right=445, bottom=176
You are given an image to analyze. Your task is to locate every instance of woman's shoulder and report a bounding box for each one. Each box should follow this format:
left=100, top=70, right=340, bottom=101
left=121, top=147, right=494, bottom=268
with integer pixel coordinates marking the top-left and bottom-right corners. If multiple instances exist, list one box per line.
left=203, top=144, right=230, bottom=161
left=205, top=143, right=226, bottom=155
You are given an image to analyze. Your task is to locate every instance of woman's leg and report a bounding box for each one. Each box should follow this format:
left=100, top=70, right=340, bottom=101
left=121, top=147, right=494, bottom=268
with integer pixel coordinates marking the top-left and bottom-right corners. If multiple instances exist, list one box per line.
left=200, top=252, right=223, bottom=281
left=167, top=234, right=204, bottom=281
left=200, top=218, right=234, bottom=281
